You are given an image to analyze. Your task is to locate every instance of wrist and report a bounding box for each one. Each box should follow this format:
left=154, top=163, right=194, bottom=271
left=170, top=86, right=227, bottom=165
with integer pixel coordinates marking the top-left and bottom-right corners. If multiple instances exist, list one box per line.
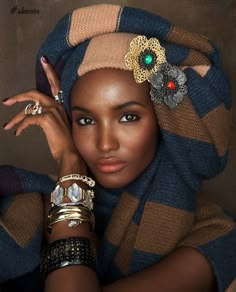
left=58, top=149, right=87, bottom=178
left=49, top=221, right=93, bottom=243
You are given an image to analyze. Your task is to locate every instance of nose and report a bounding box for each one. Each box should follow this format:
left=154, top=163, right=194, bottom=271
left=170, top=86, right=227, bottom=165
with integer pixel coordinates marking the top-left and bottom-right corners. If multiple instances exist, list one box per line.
left=97, top=124, right=119, bottom=153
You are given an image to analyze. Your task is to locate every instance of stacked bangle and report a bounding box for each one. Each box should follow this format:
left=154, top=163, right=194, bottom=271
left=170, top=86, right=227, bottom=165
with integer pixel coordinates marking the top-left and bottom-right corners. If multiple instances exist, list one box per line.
left=40, top=237, right=97, bottom=278
left=48, top=173, right=95, bottom=233
left=48, top=205, right=95, bottom=232
left=50, top=183, right=94, bottom=210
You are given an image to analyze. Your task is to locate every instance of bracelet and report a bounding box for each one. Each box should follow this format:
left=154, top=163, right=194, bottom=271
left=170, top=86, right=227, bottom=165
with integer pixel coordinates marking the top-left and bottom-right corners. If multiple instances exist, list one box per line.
left=48, top=205, right=95, bottom=232
left=40, top=237, right=97, bottom=278
left=51, top=183, right=94, bottom=210
left=57, top=174, right=95, bottom=188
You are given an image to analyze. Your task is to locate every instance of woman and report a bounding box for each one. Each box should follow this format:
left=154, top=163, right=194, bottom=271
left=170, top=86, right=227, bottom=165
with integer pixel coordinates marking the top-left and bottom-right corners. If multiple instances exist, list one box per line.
left=1, top=4, right=236, bottom=291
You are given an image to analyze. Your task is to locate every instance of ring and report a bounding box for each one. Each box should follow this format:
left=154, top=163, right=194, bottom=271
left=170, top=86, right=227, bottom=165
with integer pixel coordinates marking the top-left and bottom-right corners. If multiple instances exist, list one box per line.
left=54, top=90, right=64, bottom=104
left=25, top=101, right=43, bottom=115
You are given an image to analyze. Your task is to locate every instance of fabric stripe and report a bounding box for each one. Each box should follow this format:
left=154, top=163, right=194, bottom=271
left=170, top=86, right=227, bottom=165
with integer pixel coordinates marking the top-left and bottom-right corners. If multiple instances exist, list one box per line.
left=189, top=228, right=236, bottom=291
left=78, top=33, right=136, bottom=77
left=105, top=192, right=139, bottom=246
left=201, top=104, right=232, bottom=156
left=156, top=96, right=231, bottom=156
left=68, top=4, right=121, bottom=46
left=0, top=224, right=42, bottom=282
left=37, top=13, right=72, bottom=63
left=118, top=6, right=171, bottom=39
left=96, top=239, right=117, bottom=283
left=166, top=25, right=214, bottom=54
left=178, top=198, right=235, bottom=247
left=156, top=97, right=211, bottom=144
left=129, top=249, right=162, bottom=274
left=135, top=202, right=194, bottom=254
left=61, top=39, right=91, bottom=113
left=182, top=49, right=211, bottom=66
left=186, top=67, right=230, bottom=117
left=114, top=221, right=139, bottom=274
left=162, top=41, right=189, bottom=65
left=161, top=130, right=228, bottom=181
left=0, top=193, right=43, bottom=247
left=182, top=65, right=210, bottom=77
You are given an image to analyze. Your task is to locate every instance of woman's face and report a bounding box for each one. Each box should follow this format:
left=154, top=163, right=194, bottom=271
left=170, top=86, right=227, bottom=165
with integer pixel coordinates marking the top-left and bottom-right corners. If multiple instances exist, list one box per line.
left=71, top=68, right=159, bottom=188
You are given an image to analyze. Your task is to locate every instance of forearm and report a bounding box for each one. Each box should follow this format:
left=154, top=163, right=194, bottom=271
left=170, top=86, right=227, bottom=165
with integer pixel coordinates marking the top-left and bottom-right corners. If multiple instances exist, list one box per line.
left=102, top=247, right=216, bottom=292
left=45, top=222, right=100, bottom=292
left=45, top=152, right=100, bottom=292
left=45, top=240, right=215, bottom=292
left=44, top=154, right=216, bottom=292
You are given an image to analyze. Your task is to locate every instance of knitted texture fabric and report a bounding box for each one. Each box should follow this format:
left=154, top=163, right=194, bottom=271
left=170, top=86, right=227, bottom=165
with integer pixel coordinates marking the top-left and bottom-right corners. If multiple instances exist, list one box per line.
left=0, top=4, right=236, bottom=291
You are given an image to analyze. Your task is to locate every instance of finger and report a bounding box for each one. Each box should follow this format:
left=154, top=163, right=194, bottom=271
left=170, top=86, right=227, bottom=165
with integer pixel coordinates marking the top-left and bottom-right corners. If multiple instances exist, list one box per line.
left=3, top=108, right=26, bottom=130
left=15, top=107, right=70, bottom=136
left=3, top=96, right=69, bottom=132
left=2, top=89, right=57, bottom=107
left=41, top=56, right=61, bottom=96
left=14, top=111, right=56, bottom=136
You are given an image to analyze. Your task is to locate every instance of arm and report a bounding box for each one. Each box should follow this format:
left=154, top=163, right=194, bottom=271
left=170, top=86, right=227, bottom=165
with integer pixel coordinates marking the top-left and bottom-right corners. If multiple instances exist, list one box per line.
left=43, top=151, right=215, bottom=292
left=44, top=154, right=215, bottom=292
left=45, top=211, right=215, bottom=292
left=103, top=246, right=216, bottom=292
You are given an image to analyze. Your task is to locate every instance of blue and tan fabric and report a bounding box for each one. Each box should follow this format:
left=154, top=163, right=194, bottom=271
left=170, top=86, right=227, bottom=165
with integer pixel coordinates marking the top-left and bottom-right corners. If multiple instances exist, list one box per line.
left=0, top=4, right=235, bottom=291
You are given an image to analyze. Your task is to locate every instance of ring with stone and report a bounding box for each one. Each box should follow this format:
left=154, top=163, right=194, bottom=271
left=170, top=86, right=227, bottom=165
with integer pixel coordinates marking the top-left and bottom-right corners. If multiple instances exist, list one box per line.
left=25, top=101, right=43, bottom=115
left=54, top=90, right=64, bottom=104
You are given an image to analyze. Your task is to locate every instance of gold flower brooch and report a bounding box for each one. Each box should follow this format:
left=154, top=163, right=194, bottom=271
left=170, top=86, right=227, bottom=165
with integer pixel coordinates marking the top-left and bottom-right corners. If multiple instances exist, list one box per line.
left=125, top=36, right=187, bottom=109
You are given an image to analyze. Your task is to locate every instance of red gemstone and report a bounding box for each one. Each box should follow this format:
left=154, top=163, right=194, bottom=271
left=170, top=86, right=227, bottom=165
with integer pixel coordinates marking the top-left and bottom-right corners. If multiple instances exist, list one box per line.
left=166, top=81, right=176, bottom=90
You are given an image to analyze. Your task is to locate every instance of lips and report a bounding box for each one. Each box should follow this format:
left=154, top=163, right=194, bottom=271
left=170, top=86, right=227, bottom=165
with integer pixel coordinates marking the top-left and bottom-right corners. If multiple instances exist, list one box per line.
left=95, top=157, right=127, bottom=174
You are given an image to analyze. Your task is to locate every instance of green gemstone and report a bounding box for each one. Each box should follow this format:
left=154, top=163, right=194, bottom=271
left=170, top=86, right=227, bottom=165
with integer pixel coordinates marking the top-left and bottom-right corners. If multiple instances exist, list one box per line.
left=144, top=54, right=153, bottom=65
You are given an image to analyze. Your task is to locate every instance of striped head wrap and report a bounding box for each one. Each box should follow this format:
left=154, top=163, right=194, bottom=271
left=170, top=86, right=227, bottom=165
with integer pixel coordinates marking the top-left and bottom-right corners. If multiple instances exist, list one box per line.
left=36, top=3, right=232, bottom=183
left=1, top=4, right=235, bottom=290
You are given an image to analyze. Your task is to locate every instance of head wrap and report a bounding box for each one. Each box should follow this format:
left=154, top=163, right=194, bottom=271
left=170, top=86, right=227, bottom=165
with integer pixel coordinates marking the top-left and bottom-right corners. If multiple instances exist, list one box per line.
left=1, top=4, right=235, bottom=290
left=36, top=3, right=232, bottom=184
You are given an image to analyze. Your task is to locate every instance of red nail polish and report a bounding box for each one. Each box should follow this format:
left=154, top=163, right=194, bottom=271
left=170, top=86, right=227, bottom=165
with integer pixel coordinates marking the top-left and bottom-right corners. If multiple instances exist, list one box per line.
left=41, top=55, right=49, bottom=64
left=2, top=98, right=8, bottom=103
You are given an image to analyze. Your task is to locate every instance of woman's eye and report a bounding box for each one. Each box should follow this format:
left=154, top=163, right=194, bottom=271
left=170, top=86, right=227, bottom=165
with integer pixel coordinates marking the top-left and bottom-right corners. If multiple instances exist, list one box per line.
left=77, top=117, right=95, bottom=125
left=120, top=114, right=139, bottom=122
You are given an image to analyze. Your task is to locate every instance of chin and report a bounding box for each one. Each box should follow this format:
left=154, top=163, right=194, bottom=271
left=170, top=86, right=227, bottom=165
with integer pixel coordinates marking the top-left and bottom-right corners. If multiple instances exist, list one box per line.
left=94, top=173, right=132, bottom=189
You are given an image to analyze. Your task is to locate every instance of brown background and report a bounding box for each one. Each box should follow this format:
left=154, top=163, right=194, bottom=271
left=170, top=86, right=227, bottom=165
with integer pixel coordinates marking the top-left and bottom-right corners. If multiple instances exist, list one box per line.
left=0, top=0, right=235, bottom=212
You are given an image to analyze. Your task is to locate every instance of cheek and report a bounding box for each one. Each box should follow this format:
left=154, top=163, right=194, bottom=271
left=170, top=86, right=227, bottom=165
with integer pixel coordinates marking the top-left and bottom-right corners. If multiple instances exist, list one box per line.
left=126, top=119, right=159, bottom=155
left=72, top=125, right=93, bottom=160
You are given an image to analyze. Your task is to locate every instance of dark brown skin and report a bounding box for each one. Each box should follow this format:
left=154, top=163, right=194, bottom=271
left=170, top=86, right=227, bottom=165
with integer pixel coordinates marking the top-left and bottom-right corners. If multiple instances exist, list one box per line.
left=2, top=60, right=216, bottom=292
left=71, top=69, right=159, bottom=188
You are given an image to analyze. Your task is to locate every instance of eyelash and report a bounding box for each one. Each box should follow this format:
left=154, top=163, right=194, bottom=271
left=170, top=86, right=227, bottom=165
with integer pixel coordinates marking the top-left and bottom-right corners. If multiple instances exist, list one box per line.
left=77, top=117, right=95, bottom=126
left=77, top=113, right=140, bottom=126
left=120, top=113, right=140, bottom=122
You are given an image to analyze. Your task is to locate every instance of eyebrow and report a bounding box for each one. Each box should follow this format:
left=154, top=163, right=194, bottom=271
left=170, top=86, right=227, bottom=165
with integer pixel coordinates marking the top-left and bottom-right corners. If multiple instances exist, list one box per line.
left=71, top=101, right=146, bottom=113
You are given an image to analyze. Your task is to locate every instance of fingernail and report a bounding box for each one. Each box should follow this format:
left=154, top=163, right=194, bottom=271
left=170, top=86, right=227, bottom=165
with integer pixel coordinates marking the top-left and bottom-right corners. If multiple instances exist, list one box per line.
left=3, top=123, right=8, bottom=129
left=2, top=98, right=8, bottom=103
left=41, top=55, right=49, bottom=64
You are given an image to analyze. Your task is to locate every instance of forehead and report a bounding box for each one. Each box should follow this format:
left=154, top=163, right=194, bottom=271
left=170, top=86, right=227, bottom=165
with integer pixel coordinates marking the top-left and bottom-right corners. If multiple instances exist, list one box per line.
left=71, top=68, right=151, bottom=105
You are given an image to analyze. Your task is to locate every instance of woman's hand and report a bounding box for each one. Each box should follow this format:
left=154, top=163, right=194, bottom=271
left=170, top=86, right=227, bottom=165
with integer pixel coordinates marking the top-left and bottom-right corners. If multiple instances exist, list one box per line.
left=2, top=56, right=84, bottom=171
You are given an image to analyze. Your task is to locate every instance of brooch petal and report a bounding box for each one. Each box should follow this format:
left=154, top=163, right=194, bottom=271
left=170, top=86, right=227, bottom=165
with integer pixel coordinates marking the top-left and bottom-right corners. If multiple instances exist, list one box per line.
left=148, top=63, right=188, bottom=109
left=124, top=36, right=167, bottom=83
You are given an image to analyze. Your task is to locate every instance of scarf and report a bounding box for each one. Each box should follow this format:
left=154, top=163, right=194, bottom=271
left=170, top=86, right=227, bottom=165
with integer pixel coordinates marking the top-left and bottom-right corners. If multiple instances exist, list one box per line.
left=1, top=4, right=236, bottom=291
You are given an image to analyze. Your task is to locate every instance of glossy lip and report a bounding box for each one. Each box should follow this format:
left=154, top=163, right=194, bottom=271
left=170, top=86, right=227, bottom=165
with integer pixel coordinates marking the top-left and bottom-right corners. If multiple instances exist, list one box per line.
left=95, top=157, right=127, bottom=174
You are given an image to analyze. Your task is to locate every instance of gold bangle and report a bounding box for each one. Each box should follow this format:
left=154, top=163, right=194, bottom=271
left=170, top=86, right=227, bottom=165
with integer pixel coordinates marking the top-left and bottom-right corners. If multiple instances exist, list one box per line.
left=47, top=205, right=95, bottom=233
left=49, top=205, right=92, bottom=218
left=57, top=174, right=95, bottom=188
